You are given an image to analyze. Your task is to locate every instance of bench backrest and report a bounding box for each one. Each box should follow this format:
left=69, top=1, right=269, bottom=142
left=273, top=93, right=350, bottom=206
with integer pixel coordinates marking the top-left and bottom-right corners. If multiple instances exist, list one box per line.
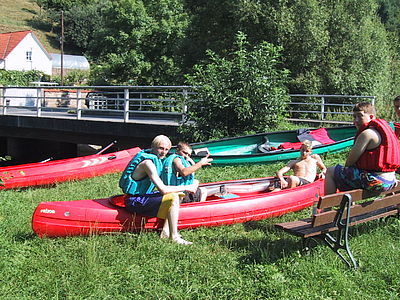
left=312, top=185, right=400, bottom=227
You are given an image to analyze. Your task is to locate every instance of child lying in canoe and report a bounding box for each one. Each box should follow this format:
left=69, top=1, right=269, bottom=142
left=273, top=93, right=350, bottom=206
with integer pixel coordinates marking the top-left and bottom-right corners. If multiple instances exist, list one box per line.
left=271, top=140, right=327, bottom=191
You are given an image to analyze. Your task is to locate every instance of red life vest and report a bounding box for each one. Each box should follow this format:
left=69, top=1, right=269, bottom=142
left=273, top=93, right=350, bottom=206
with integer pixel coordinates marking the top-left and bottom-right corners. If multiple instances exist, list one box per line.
left=355, top=119, right=400, bottom=172
left=394, top=122, right=400, bottom=139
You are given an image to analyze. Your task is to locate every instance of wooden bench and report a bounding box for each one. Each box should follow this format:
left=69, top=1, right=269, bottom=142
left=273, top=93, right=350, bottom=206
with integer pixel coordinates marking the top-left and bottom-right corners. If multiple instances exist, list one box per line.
left=275, top=185, right=400, bottom=269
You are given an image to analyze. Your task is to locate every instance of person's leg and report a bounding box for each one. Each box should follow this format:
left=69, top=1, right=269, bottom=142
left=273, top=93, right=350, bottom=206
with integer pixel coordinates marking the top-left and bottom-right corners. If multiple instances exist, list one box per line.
left=160, top=193, right=192, bottom=245
left=324, top=166, right=337, bottom=194
left=288, top=175, right=300, bottom=188
left=199, top=187, right=207, bottom=202
left=168, top=193, right=192, bottom=245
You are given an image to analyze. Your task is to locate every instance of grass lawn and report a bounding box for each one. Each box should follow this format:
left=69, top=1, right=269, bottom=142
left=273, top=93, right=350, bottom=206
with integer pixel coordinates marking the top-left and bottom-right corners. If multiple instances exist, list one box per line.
left=0, top=0, right=59, bottom=53
left=0, top=151, right=399, bottom=299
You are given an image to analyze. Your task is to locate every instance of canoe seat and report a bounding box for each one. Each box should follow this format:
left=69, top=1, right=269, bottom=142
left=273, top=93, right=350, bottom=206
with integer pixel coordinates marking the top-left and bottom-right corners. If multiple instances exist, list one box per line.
left=275, top=185, right=400, bottom=269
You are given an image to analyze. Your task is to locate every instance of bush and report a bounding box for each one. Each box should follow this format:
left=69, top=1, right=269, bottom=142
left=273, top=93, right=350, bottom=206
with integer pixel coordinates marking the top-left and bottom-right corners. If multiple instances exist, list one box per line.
left=0, top=70, right=48, bottom=86
left=182, top=32, right=290, bottom=142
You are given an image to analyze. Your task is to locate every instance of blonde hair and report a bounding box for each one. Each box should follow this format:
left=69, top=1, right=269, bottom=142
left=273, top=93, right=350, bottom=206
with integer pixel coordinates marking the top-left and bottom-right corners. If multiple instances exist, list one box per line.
left=301, top=140, right=313, bottom=149
left=151, top=135, right=171, bottom=149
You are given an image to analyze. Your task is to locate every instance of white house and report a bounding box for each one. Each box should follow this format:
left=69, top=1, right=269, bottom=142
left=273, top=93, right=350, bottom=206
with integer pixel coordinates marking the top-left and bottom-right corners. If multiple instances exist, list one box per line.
left=0, top=30, right=52, bottom=75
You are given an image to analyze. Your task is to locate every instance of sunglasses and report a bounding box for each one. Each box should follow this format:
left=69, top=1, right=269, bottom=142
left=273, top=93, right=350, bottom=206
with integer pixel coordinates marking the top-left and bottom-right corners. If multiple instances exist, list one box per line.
left=181, top=150, right=192, bottom=156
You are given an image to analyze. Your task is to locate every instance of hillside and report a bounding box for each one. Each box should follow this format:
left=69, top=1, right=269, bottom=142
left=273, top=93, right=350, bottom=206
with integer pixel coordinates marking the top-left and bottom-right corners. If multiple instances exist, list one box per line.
left=0, top=0, right=60, bottom=53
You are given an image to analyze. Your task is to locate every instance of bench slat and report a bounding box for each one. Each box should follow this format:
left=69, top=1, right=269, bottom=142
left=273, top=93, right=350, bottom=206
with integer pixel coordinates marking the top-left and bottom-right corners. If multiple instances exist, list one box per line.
left=313, top=193, right=400, bottom=227
left=317, top=190, right=363, bottom=209
left=276, top=206, right=398, bottom=238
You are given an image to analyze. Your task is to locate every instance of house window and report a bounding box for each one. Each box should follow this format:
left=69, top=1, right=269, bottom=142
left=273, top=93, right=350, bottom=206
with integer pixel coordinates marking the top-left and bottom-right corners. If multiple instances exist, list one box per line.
left=26, top=51, right=32, bottom=61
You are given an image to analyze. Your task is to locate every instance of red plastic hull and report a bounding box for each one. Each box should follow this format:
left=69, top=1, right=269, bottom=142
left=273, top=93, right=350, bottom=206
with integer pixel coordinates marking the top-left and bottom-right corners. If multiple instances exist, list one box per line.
left=0, top=147, right=141, bottom=190
left=32, top=177, right=325, bottom=238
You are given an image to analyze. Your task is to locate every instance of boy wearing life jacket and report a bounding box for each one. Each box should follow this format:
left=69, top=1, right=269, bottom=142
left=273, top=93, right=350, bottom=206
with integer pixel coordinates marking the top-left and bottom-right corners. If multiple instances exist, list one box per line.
left=161, top=142, right=212, bottom=203
left=273, top=140, right=326, bottom=191
left=119, top=135, right=198, bottom=245
left=325, top=102, right=400, bottom=194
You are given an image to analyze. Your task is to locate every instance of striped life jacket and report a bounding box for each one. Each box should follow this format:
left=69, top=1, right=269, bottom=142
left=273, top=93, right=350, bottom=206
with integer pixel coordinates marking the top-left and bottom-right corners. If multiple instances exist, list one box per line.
left=161, top=154, right=195, bottom=186
left=355, top=119, right=400, bottom=172
left=119, top=149, right=163, bottom=195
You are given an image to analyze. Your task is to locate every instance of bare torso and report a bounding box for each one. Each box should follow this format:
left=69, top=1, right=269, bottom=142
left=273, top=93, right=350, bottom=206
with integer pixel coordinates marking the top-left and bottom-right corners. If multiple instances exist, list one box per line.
left=291, top=155, right=319, bottom=182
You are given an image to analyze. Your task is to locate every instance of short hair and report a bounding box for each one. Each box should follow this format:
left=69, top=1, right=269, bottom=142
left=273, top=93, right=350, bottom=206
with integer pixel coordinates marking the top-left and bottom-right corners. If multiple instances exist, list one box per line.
left=176, top=141, right=191, bottom=151
left=353, top=102, right=376, bottom=115
left=151, top=135, right=171, bottom=149
left=394, top=95, right=400, bottom=102
left=301, top=140, right=313, bottom=149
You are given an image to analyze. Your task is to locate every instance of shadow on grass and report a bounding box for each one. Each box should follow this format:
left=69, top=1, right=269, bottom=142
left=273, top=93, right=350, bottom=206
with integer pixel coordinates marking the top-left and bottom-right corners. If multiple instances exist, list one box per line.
left=13, top=232, right=37, bottom=241
left=211, top=216, right=399, bottom=267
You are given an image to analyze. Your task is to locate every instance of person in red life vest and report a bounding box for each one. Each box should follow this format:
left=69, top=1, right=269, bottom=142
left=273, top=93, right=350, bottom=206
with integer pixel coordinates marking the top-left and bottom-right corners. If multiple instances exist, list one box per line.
left=119, top=135, right=198, bottom=245
left=325, top=102, right=400, bottom=194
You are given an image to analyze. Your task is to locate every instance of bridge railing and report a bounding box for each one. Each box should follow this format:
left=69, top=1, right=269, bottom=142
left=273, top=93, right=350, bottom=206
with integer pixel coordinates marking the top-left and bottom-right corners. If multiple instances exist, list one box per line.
left=0, top=86, right=375, bottom=125
left=288, top=94, right=376, bottom=125
left=0, top=85, right=194, bottom=123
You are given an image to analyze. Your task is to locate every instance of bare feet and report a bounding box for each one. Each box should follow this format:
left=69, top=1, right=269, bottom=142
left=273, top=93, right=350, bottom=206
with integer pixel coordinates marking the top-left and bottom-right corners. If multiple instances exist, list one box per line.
left=160, top=231, right=169, bottom=239
left=172, top=237, right=193, bottom=245
left=160, top=231, right=183, bottom=240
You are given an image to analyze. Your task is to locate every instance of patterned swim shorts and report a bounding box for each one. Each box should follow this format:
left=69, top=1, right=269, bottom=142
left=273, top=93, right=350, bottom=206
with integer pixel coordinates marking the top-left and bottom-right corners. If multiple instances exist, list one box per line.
left=334, top=165, right=396, bottom=192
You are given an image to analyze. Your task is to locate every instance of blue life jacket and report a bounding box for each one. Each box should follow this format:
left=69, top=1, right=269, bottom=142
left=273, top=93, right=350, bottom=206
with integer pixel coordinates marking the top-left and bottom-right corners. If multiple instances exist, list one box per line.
left=119, top=149, right=163, bottom=195
left=161, top=153, right=195, bottom=186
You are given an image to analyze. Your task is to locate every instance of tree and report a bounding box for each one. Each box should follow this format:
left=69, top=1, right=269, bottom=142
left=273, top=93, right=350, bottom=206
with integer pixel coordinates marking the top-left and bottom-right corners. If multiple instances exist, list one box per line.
left=182, top=32, right=289, bottom=141
left=87, top=0, right=189, bottom=85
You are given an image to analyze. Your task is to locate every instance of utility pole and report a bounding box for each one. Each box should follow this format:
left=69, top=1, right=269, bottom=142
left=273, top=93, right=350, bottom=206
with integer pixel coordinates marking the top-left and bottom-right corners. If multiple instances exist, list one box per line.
left=60, top=10, right=64, bottom=86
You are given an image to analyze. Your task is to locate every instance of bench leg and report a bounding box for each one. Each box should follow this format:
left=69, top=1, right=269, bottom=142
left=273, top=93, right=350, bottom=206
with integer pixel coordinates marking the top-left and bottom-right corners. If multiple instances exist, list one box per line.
left=316, top=193, right=359, bottom=269
left=318, top=231, right=358, bottom=270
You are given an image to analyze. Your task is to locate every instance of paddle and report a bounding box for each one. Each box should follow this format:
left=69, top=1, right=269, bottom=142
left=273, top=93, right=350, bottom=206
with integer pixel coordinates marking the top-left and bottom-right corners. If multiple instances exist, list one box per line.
left=96, top=140, right=117, bottom=155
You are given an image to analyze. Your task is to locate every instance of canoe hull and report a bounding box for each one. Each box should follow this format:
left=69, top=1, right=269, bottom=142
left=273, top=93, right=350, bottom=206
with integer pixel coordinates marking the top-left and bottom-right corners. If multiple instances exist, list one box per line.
left=0, top=147, right=141, bottom=190
left=32, top=178, right=324, bottom=238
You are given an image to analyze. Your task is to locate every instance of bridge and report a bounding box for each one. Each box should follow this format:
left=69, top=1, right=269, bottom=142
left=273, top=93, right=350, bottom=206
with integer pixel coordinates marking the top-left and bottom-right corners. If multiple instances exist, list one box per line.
left=0, top=85, right=374, bottom=163
left=0, top=85, right=192, bottom=163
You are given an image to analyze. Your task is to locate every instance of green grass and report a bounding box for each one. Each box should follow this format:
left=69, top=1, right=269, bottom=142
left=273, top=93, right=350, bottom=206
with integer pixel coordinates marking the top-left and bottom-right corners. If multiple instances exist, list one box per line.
left=0, top=0, right=60, bottom=53
left=0, top=151, right=399, bottom=299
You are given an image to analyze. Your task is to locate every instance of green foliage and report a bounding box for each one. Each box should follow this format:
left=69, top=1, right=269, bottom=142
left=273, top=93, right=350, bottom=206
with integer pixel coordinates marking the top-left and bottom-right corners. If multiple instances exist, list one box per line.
left=182, top=32, right=290, bottom=141
left=0, top=70, right=48, bottom=86
left=51, top=69, right=90, bottom=86
left=85, top=0, right=189, bottom=85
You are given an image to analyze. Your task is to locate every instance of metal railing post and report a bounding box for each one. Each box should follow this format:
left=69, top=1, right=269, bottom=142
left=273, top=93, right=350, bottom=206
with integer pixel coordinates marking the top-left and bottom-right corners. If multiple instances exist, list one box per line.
left=1, top=87, right=6, bottom=115
left=124, top=88, right=129, bottom=122
left=76, top=88, right=82, bottom=119
left=182, top=88, right=188, bottom=123
left=321, top=96, right=325, bottom=121
left=36, top=88, right=42, bottom=117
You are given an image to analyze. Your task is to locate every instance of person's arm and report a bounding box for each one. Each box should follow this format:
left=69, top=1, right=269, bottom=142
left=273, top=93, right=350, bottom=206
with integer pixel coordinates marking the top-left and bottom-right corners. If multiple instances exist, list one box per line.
left=174, top=155, right=213, bottom=177
left=143, top=160, right=199, bottom=194
left=313, top=154, right=327, bottom=178
left=276, top=162, right=294, bottom=189
left=345, top=128, right=380, bottom=167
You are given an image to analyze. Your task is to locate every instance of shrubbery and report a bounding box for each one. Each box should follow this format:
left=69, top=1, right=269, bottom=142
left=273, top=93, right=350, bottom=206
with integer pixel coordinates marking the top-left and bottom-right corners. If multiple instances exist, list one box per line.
left=181, top=33, right=290, bottom=142
left=0, top=70, right=48, bottom=86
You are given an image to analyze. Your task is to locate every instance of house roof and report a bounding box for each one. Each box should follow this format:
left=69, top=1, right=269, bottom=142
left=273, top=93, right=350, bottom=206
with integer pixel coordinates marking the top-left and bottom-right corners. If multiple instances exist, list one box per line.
left=0, top=30, right=33, bottom=60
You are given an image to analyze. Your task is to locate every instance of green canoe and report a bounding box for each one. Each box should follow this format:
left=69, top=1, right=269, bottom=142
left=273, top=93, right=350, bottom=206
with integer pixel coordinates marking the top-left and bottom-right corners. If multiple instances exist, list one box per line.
left=189, top=126, right=356, bottom=165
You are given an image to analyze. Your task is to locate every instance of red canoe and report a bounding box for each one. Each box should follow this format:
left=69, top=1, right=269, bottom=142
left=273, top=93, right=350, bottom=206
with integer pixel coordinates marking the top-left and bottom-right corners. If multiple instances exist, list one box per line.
left=32, top=177, right=325, bottom=238
left=0, top=147, right=141, bottom=190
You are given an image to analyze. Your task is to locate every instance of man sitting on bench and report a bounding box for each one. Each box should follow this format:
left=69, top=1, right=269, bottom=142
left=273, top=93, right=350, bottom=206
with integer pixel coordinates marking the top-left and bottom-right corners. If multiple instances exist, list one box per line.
left=325, top=102, right=400, bottom=195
